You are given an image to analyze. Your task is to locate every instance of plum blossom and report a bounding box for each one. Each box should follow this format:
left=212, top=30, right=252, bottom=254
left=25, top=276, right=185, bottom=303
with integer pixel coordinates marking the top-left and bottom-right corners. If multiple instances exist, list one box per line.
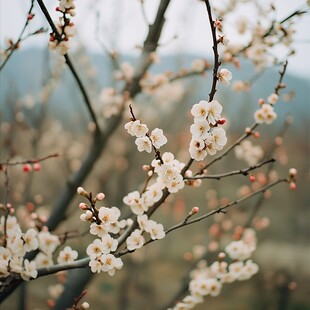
left=57, top=246, right=78, bottom=264
left=98, top=206, right=121, bottom=226
left=218, top=68, right=232, bottom=86
left=86, top=239, right=105, bottom=259
left=20, top=259, right=38, bottom=281
left=150, top=128, right=167, bottom=149
left=191, top=100, right=209, bottom=121
left=135, top=137, right=152, bottom=153
left=144, top=220, right=165, bottom=240
left=126, top=229, right=145, bottom=251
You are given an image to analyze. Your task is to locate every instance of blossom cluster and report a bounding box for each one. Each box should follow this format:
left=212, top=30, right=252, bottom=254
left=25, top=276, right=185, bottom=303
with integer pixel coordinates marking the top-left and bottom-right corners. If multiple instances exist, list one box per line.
left=254, top=94, right=279, bottom=125
left=0, top=214, right=77, bottom=281
left=171, top=229, right=259, bottom=310
left=78, top=189, right=125, bottom=275
left=126, top=214, right=165, bottom=251
left=98, top=88, right=124, bottom=118
left=235, top=140, right=264, bottom=166
left=48, top=0, right=76, bottom=55
left=189, top=99, right=227, bottom=161
left=125, top=120, right=167, bottom=153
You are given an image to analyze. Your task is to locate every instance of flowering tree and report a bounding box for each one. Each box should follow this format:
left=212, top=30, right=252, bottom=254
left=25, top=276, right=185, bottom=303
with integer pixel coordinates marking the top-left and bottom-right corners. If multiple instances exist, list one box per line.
left=0, top=0, right=308, bottom=309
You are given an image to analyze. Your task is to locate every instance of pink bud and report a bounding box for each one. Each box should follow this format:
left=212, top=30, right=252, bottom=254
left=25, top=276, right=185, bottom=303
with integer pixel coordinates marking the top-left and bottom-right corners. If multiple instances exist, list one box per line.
left=253, top=131, right=260, bottom=138
left=249, top=174, right=256, bottom=182
left=79, top=203, right=88, bottom=210
left=258, top=98, right=265, bottom=105
left=23, top=164, right=32, bottom=172
left=289, top=182, right=296, bottom=190
left=217, top=118, right=226, bottom=125
left=191, top=206, right=199, bottom=214
left=96, top=193, right=105, bottom=201
left=33, top=163, right=41, bottom=171
left=27, top=13, right=34, bottom=20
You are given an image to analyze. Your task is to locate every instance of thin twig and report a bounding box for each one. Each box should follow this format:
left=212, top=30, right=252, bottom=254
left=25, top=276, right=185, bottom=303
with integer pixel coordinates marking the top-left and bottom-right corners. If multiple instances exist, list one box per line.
left=30, top=178, right=287, bottom=279
left=197, top=123, right=259, bottom=174
left=186, top=158, right=275, bottom=180
left=36, top=0, right=101, bottom=136
left=0, top=153, right=59, bottom=167
left=204, top=0, right=221, bottom=101
left=0, top=0, right=35, bottom=71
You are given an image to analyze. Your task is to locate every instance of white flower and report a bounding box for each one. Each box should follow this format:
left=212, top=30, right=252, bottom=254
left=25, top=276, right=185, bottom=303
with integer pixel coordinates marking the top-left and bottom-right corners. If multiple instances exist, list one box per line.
left=123, top=191, right=140, bottom=206
left=166, top=176, right=185, bottom=193
left=98, top=207, right=121, bottom=226
left=124, top=120, right=148, bottom=137
left=150, top=128, right=167, bottom=149
left=239, top=259, right=259, bottom=280
left=0, top=247, right=11, bottom=263
left=101, top=234, right=118, bottom=254
left=208, top=278, right=222, bottom=296
left=126, top=229, right=145, bottom=251
left=225, top=240, right=253, bottom=261
left=20, top=259, right=38, bottom=281
left=189, top=144, right=208, bottom=161
left=228, top=261, right=244, bottom=280
left=212, top=127, right=227, bottom=148
left=100, top=254, right=123, bottom=276
left=206, top=100, right=223, bottom=125
left=57, top=246, right=78, bottom=264
left=144, top=183, right=163, bottom=204
left=137, top=214, right=149, bottom=231
left=35, top=253, right=54, bottom=268
left=145, top=220, right=165, bottom=240
left=86, top=239, right=105, bottom=259
left=205, top=135, right=218, bottom=155
left=90, top=223, right=109, bottom=237
left=190, top=120, right=210, bottom=140
left=191, top=100, right=209, bottom=121
left=135, top=137, right=152, bottom=153
left=218, top=69, right=232, bottom=86
left=23, top=228, right=39, bottom=252
left=89, top=258, right=103, bottom=273
left=267, top=93, right=279, bottom=104
left=131, top=120, right=149, bottom=137
left=38, top=231, right=60, bottom=256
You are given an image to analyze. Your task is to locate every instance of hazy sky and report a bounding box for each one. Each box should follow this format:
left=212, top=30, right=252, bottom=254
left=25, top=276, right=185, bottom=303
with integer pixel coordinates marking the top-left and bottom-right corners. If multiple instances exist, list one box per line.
left=1, top=0, right=309, bottom=77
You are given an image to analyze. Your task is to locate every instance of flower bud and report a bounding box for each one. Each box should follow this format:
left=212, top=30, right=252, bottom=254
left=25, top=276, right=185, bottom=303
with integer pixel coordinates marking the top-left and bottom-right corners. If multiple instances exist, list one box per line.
left=33, top=163, right=41, bottom=171
left=77, top=187, right=87, bottom=196
left=23, top=164, right=32, bottom=172
left=79, top=203, right=88, bottom=210
left=289, top=168, right=297, bottom=177
left=96, top=193, right=105, bottom=201
left=289, top=182, right=296, bottom=190
left=249, top=174, right=256, bottom=182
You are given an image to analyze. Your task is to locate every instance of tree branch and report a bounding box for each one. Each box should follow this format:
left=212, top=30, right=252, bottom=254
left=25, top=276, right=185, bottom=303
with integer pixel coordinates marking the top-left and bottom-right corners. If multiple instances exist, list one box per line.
left=0, top=0, right=35, bottom=72
left=186, top=158, right=275, bottom=180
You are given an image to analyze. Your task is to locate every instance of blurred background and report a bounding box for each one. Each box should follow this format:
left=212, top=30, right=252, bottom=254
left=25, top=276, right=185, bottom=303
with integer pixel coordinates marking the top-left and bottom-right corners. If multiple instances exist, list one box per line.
left=0, top=0, right=309, bottom=309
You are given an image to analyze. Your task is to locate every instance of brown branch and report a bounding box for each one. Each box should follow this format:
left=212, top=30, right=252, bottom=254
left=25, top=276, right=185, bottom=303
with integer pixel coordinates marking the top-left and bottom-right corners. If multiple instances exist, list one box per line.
left=116, top=178, right=288, bottom=258
left=16, top=174, right=287, bottom=280
left=163, top=178, right=288, bottom=235
left=0, top=0, right=35, bottom=72
left=36, top=0, right=101, bottom=136
left=244, top=116, right=292, bottom=228
left=186, top=158, right=275, bottom=181
left=197, top=122, right=259, bottom=174
left=204, top=0, right=221, bottom=101
left=274, top=60, right=288, bottom=95
left=0, top=153, right=59, bottom=167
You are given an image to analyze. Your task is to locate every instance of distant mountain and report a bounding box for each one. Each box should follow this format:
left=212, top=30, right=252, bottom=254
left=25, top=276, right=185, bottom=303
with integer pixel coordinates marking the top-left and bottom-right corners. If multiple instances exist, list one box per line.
left=0, top=48, right=309, bottom=135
